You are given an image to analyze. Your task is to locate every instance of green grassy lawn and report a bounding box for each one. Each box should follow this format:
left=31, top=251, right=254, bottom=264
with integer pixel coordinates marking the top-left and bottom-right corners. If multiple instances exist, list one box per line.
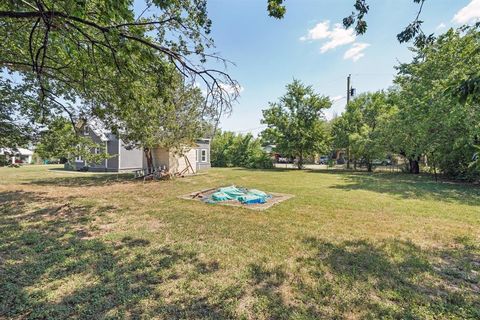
left=1, top=165, right=479, bottom=319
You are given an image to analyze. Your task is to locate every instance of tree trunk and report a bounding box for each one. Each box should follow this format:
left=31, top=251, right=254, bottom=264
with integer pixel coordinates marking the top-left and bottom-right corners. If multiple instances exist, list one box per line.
left=144, top=148, right=153, bottom=170
left=346, top=147, right=350, bottom=169
left=409, top=158, right=420, bottom=174
left=297, top=154, right=303, bottom=169
left=367, top=162, right=373, bottom=172
left=354, top=159, right=357, bottom=170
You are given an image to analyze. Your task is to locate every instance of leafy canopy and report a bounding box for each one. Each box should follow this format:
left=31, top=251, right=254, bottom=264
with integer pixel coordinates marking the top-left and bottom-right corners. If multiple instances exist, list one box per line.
left=344, top=92, right=393, bottom=170
left=211, top=131, right=273, bottom=169
left=391, top=26, right=480, bottom=179
left=261, top=80, right=331, bottom=168
left=0, top=0, right=238, bottom=144
left=36, top=117, right=109, bottom=164
left=111, top=70, right=211, bottom=152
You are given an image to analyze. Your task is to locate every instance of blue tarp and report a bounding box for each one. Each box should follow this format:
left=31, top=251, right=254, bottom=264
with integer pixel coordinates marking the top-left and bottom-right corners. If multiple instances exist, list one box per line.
left=207, top=185, right=272, bottom=205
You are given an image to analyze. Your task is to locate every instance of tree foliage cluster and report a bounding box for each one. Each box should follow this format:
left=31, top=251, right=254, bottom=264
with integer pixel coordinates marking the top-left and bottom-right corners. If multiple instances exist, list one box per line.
left=211, top=131, right=273, bottom=169
left=35, top=117, right=109, bottom=165
left=255, top=25, right=480, bottom=179
left=331, top=26, right=480, bottom=179
left=0, top=0, right=237, bottom=160
left=0, top=79, right=31, bottom=147
left=261, top=80, right=331, bottom=169
left=392, top=26, right=480, bottom=179
left=331, top=91, right=394, bottom=172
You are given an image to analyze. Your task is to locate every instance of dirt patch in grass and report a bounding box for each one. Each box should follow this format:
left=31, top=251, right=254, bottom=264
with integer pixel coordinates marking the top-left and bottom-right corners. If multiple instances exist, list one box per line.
left=179, top=187, right=294, bottom=211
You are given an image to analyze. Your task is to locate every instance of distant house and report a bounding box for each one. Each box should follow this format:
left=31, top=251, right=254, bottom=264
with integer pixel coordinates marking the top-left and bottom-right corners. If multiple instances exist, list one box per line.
left=0, top=147, right=34, bottom=164
left=70, top=118, right=211, bottom=173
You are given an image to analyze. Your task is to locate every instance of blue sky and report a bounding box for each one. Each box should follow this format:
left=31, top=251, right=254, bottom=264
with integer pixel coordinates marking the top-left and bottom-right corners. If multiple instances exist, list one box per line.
left=198, top=0, right=480, bottom=135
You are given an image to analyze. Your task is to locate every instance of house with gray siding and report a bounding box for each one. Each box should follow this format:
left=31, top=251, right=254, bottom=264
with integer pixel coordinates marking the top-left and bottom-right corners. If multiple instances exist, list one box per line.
left=71, top=118, right=210, bottom=173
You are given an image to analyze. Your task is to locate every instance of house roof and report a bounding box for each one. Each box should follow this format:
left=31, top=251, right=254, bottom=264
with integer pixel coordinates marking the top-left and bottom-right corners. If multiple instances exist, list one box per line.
left=0, top=147, right=34, bottom=156
left=82, top=117, right=111, bottom=141
left=17, top=147, right=34, bottom=156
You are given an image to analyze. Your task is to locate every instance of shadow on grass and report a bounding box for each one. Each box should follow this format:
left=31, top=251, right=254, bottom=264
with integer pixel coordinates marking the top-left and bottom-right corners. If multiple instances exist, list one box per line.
left=242, top=238, right=479, bottom=319
left=319, top=170, right=480, bottom=206
left=0, top=190, right=234, bottom=319
left=2, top=189, right=479, bottom=319
left=26, top=173, right=134, bottom=187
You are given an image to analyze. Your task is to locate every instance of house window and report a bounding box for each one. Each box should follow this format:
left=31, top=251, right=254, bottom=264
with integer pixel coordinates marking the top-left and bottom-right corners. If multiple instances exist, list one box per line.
left=83, top=125, right=89, bottom=135
left=94, top=148, right=100, bottom=154
left=75, top=155, right=82, bottom=161
left=201, top=149, right=207, bottom=162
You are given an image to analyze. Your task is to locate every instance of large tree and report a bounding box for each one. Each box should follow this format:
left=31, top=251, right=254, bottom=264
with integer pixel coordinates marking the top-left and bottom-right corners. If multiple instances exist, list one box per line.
left=108, top=69, right=212, bottom=168
left=261, top=80, right=331, bottom=169
left=391, top=26, right=480, bottom=178
left=333, top=91, right=393, bottom=172
left=0, top=0, right=238, bottom=143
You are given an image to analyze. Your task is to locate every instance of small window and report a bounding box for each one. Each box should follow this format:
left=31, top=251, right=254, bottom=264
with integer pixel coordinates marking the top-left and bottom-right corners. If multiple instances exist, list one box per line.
left=94, top=148, right=101, bottom=154
left=201, top=149, right=207, bottom=162
left=75, top=155, right=82, bottom=161
left=83, top=125, right=89, bottom=135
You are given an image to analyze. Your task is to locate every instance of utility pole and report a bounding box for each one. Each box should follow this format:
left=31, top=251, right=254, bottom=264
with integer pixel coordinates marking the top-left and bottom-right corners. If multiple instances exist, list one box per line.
left=346, top=74, right=351, bottom=169
left=347, top=74, right=351, bottom=105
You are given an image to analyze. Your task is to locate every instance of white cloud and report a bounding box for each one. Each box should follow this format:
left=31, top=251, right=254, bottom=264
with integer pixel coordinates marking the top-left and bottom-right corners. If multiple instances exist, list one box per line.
left=300, top=21, right=331, bottom=41
left=321, top=24, right=356, bottom=52
left=301, top=21, right=356, bottom=53
left=436, top=22, right=446, bottom=30
left=453, top=0, right=480, bottom=24
left=343, top=43, right=370, bottom=62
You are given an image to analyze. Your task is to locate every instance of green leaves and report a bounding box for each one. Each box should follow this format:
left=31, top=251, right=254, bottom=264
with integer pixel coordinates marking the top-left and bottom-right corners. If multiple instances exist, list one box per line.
left=0, top=0, right=237, bottom=146
left=112, top=72, right=210, bottom=153
left=0, top=78, right=32, bottom=146
left=267, top=0, right=286, bottom=19
left=333, top=91, right=392, bottom=171
left=390, top=26, right=480, bottom=179
left=211, top=131, right=273, bottom=169
left=261, top=80, right=331, bottom=168
left=35, top=117, right=109, bottom=164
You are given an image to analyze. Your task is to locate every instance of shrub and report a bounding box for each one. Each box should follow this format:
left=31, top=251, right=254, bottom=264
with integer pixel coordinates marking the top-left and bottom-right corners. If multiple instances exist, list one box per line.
left=211, top=131, right=273, bottom=169
left=0, top=155, right=9, bottom=167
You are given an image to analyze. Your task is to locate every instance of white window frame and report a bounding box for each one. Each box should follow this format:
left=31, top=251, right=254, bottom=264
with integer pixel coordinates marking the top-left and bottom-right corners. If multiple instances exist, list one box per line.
left=94, top=147, right=101, bottom=154
left=83, top=125, right=89, bottom=135
left=200, top=149, right=207, bottom=162
left=75, top=155, right=82, bottom=161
